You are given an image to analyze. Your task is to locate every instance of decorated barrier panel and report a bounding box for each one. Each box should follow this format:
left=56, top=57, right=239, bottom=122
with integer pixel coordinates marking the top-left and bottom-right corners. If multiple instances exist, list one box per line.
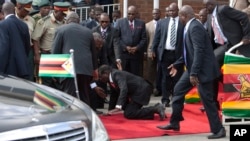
left=222, top=42, right=250, bottom=117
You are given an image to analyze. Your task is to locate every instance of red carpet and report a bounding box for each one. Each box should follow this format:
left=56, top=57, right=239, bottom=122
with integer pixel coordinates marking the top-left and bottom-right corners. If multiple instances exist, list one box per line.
left=100, top=103, right=214, bottom=140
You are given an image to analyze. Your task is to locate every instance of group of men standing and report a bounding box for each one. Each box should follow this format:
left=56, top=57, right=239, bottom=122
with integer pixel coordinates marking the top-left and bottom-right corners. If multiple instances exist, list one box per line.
left=1, top=0, right=250, bottom=139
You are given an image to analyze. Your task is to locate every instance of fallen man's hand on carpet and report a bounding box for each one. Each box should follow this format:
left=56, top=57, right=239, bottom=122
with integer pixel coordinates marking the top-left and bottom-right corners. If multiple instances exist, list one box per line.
left=106, top=108, right=122, bottom=115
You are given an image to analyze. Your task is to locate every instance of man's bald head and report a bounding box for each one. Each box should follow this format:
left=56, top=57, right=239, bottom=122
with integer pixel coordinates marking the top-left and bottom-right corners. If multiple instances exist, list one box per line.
left=203, top=0, right=217, bottom=14
left=2, top=2, right=15, bottom=16
left=66, top=12, right=80, bottom=24
left=179, top=5, right=195, bottom=25
left=128, top=5, right=137, bottom=12
left=168, top=2, right=179, bottom=18
left=127, top=5, right=137, bottom=21
left=203, top=0, right=217, bottom=5
left=180, top=5, right=195, bottom=16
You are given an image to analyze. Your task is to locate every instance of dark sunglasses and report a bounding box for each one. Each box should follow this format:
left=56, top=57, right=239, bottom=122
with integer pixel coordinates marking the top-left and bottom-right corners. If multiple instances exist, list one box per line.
left=101, top=21, right=109, bottom=23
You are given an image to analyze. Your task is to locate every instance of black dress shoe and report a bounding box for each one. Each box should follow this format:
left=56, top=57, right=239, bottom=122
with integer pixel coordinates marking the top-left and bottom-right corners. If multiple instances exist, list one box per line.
left=154, top=103, right=166, bottom=120
left=163, top=102, right=170, bottom=107
left=157, top=124, right=180, bottom=131
left=207, top=127, right=226, bottom=139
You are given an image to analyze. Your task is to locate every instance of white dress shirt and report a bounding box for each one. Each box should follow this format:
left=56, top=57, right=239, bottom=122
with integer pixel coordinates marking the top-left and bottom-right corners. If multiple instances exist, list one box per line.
left=165, top=17, right=179, bottom=50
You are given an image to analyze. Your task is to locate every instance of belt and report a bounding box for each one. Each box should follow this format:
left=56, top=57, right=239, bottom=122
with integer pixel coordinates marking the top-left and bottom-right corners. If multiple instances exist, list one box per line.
left=164, top=49, right=175, bottom=53
left=40, top=49, right=51, bottom=54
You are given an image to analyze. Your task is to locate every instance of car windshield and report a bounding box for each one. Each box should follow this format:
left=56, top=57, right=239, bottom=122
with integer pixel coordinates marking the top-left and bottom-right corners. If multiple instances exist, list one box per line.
left=0, top=75, right=73, bottom=118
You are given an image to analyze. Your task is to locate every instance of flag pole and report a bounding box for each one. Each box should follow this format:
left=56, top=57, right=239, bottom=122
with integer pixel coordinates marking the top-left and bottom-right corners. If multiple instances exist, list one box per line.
left=70, top=49, right=80, bottom=99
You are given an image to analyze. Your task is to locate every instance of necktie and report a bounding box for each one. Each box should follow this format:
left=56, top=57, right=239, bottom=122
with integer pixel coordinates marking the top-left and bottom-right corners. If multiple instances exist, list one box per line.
left=211, top=16, right=224, bottom=45
left=101, top=30, right=106, bottom=39
left=130, top=23, right=134, bottom=30
left=183, top=28, right=187, bottom=66
left=109, top=82, right=116, bottom=89
left=170, top=18, right=176, bottom=47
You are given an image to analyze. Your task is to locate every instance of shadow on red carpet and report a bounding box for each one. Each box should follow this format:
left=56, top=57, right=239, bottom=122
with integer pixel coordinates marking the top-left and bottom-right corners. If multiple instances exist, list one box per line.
left=99, top=103, right=213, bottom=140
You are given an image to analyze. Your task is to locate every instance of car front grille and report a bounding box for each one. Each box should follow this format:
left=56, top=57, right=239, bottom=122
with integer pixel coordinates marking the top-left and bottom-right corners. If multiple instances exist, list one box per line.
left=48, top=127, right=86, bottom=141
left=6, top=121, right=88, bottom=141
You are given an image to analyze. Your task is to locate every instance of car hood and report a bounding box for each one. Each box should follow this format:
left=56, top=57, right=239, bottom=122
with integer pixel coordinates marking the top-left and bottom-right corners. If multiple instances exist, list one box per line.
left=0, top=75, right=90, bottom=132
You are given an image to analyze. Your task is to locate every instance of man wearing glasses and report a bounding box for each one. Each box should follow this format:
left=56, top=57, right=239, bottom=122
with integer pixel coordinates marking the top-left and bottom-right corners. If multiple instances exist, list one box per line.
left=92, top=12, right=121, bottom=111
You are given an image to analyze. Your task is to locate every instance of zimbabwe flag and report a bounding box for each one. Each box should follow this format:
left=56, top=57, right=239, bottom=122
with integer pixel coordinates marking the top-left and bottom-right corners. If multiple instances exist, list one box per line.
left=222, top=52, right=250, bottom=117
left=39, top=54, right=74, bottom=77
left=33, top=89, right=66, bottom=111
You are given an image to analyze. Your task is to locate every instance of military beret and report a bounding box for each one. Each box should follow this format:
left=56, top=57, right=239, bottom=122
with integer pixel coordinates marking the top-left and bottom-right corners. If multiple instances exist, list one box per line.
left=38, top=0, right=50, bottom=8
left=16, top=0, right=33, bottom=12
left=53, top=2, right=71, bottom=14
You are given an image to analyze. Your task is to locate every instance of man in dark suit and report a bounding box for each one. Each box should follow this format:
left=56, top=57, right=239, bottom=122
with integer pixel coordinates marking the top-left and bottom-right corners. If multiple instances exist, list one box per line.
left=116, top=5, right=147, bottom=77
left=157, top=5, right=226, bottom=139
left=204, top=0, right=250, bottom=64
left=92, top=12, right=121, bottom=69
left=92, top=12, right=121, bottom=110
left=52, top=12, right=98, bottom=108
left=204, top=0, right=250, bottom=111
left=151, top=3, right=184, bottom=107
left=85, top=6, right=103, bottom=29
left=98, top=65, right=166, bottom=120
left=0, top=2, right=31, bottom=79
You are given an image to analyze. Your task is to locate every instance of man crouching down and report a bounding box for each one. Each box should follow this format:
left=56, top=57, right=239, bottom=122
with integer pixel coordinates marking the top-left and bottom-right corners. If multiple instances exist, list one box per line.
left=96, top=65, right=166, bottom=120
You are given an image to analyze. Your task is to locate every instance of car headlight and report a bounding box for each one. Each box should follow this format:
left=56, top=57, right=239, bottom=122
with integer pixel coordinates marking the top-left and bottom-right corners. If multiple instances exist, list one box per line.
left=91, top=111, right=110, bottom=141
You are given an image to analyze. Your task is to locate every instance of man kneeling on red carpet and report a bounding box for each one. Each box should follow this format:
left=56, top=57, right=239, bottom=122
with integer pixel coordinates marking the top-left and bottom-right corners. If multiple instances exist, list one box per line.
left=94, top=64, right=166, bottom=120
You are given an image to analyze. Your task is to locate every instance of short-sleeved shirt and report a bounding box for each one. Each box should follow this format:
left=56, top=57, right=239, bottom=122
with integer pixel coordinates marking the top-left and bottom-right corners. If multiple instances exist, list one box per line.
left=32, top=13, right=64, bottom=51
left=32, top=13, right=42, bottom=24
left=16, top=15, right=35, bottom=46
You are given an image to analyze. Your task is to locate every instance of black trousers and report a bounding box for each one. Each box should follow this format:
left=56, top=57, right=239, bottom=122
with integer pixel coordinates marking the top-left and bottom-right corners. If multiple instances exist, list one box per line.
left=123, top=101, right=155, bottom=120
left=61, top=74, right=92, bottom=107
left=170, top=71, right=223, bottom=133
left=159, top=50, right=183, bottom=103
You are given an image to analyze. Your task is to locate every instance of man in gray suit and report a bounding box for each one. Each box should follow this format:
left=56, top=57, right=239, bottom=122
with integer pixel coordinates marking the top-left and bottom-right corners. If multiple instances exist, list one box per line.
left=157, top=5, right=225, bottom=139
left=52, top=12, right=98, bottom=108
left=116, top=5, right=147, bottom=77
left=98, top=65, right=166, bottom=120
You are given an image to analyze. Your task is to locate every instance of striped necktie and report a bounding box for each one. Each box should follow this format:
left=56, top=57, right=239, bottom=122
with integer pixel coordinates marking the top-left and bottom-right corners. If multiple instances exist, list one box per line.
left=170, top=18, right=176, bottom=47
left=101, top=30, right=106, bottom=39
left=211, top=16, right=224, bottom=45
left=183, top=28, right=187, bottom=66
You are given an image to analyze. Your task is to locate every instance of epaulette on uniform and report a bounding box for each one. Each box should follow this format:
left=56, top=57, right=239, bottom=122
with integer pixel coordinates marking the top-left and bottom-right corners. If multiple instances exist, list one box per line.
left=37, top=15, right=50, bottom=25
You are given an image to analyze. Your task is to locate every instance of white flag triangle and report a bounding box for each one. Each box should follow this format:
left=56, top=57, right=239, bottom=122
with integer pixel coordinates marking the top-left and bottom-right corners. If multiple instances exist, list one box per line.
left=62, top=56, right=74, bottom=76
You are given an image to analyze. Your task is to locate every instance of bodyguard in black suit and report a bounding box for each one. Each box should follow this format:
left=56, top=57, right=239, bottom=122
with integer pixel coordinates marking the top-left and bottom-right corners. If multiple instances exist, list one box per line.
left=98, top=65, right=166, bottom=120
left=157, top=5, right=226, bottom=139
left=0, top=2, right=31, bottom=79
left=92, top=13, right=121, bottom=68
left=204, top=0, right=250, bottom=66
left=92, top=13, right=121, bottom=110
left=151, top=3, right=184, bottom=107
left=116, top=5, right=147, bottom=77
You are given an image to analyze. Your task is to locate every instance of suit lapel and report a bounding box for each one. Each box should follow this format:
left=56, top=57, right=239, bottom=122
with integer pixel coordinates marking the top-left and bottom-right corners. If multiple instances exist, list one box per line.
left=162, top=18, right=170, bottom=47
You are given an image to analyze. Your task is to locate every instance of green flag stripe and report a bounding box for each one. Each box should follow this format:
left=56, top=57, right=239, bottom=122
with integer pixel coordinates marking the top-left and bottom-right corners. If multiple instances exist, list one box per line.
left=40, top=54, right=70, bottom=59
left=224, top=53, right=250, bottom=64
left=223, top=109, right=250, bottom=117
left=39, top=73, right=73, bottom=77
